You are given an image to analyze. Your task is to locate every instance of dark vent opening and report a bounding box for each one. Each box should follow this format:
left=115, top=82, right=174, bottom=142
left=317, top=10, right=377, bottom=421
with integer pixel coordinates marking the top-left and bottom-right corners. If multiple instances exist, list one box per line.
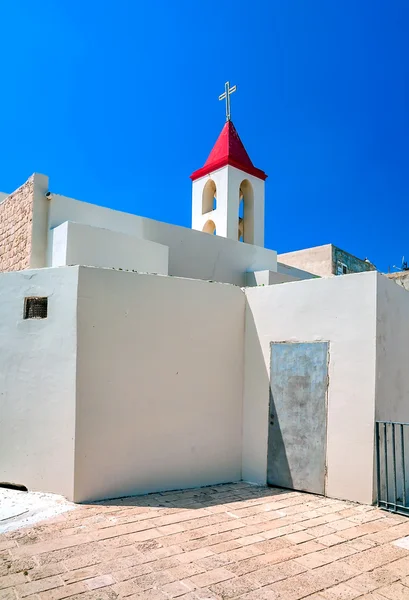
left=24, top=297, right=48, bottom=319
left=0, top=481, right=28, bottom=492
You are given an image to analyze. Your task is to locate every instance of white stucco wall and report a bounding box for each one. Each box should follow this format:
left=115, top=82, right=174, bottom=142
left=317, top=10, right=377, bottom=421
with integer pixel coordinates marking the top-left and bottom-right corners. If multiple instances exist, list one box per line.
left=245, top=270, right=302, bottom=287
left=0, top=267, right=78, bottom=499
left=51, top=221, right=169, bottom=274
left=277, top=261, right=317, bottom=280
left=243, top=272, right=378, bottom=504
left=46, top=193, right=276, bottom=286
left=30, top=174, right=49, bottom=269
left=376, top=273, right=409, bottom=423
left=73, top=267, right=244, bottom=502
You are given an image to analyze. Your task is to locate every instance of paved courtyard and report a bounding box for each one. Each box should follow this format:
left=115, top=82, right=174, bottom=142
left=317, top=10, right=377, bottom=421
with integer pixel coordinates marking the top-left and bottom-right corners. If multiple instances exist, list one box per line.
left=2, top=483, right=409, bottom=600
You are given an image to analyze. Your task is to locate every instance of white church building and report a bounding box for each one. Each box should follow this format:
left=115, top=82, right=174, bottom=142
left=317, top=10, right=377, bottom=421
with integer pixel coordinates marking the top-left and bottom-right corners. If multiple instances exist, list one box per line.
left=1, top=85, right=408, bottom=509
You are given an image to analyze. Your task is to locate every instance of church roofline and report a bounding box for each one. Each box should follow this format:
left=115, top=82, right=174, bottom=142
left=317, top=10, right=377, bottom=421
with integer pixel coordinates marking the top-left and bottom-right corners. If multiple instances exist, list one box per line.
left=190, top=158, right=267, bottom=181
left=190, top=120, right=267, bottom=182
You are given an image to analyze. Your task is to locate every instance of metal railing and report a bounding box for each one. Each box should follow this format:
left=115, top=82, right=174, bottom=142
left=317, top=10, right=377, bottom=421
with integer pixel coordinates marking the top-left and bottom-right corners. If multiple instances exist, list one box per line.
left=376, top=421, right=409, bottom=516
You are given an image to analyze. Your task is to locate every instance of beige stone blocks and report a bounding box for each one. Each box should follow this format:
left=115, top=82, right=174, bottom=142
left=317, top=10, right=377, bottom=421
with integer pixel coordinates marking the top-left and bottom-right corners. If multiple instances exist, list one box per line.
left=0, top=176, right=34, bottom=273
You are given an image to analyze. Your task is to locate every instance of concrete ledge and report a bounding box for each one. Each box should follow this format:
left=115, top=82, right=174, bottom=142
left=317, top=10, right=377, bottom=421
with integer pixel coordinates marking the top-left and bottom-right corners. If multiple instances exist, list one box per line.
left=51, top=221, right=169, bottom=275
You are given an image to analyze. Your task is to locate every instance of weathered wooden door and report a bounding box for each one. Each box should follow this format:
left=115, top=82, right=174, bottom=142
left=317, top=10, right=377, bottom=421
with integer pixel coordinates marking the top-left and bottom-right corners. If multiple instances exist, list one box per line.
left=267, top=342, right=328, bottom=495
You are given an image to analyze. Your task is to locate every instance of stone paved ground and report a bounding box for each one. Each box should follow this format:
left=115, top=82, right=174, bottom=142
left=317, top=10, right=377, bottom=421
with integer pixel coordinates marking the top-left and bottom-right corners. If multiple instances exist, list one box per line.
left=2, top=483, right=409, bottom=600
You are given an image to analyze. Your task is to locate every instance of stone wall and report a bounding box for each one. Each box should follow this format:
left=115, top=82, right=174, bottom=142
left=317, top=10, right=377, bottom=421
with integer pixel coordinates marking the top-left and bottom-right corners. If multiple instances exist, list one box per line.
left=386, top=271, right=409, bottom=291
left=0, top=177, right=34, bottom=272
left=278, top=244, right=333, bottom=277
left=332, top=246, right=376, bottom=275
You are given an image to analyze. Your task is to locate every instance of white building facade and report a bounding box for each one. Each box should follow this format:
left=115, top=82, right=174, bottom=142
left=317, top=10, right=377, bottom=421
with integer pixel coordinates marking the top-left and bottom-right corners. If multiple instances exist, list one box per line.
left=0, top=116, right=408, bottom=508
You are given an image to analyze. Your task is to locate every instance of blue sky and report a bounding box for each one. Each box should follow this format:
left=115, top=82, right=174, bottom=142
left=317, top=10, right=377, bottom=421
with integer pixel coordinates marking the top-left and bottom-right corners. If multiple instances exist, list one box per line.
left=1, top=1, right=408, bottom=271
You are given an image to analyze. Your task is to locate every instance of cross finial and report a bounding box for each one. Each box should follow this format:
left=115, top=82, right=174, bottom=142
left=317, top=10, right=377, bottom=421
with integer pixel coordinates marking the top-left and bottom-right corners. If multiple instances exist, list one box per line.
left=219, top=81, right=237, bottom=122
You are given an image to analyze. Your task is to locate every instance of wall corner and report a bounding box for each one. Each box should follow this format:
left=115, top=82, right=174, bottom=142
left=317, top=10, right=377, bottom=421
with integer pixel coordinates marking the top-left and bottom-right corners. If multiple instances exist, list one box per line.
left=29, top=173, right=50, bottom=269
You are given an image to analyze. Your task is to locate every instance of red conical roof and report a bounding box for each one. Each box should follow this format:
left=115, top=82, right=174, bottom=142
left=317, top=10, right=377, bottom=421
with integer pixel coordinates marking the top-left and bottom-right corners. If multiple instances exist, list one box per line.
left=190, top=121, right=267, bottom=181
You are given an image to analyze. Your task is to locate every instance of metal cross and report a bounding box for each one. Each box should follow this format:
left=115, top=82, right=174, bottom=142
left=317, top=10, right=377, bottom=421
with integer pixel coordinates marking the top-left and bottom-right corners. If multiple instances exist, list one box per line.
left=219, top=81, right=237, bottom=122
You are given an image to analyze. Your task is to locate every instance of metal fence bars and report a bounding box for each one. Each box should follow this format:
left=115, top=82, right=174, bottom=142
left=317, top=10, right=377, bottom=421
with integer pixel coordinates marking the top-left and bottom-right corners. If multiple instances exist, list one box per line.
left=376, top=421, right=409, bottom=516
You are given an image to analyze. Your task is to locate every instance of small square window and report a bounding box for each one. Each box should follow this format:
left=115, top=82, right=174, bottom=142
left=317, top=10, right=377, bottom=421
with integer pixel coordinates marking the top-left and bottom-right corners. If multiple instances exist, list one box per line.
left=24, top=297, right=48, bottom=319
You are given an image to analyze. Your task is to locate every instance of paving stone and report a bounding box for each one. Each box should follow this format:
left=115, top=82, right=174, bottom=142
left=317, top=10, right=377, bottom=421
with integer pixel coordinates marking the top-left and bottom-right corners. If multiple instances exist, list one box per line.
left=347, top=538, right=377, bottom=551
left=210, top=574, right=260, bottom=598
left=329, top=520, right=356, bottom=532
left=267, top=570, right=327, bottom=599
left=175, top=589, right=222, bottom=600
left=84, top=574, right=115, bottom=590
left=208, top=540, right=241, bottom=554
left=0, top=544, right=15, bottom=553
left=292, top=540, right=327, bottom=556
left=375, top=556, right=409, bottom=578
left=234, top=588, right=279, bottom=600
left=376, top=581, right=409, bottom=599
left=16, top=562, right=60, bottom=582
left=347, top=569, right=399, bottom=593
left=176, top=548, right=214, bottom=564
left=235, top=534, right=266, bottom=546
left=2, top=484, right=409, bottom=600
left=187, top=567, right=235, bottom=588
left=246, top=559, right=306, bottom=587
left=342, top=544, right=408, bottom=572
left=166, top=562, right=205, bottom=580
left=37, top=581, right=88, bottom=600
left=306, top=525, right=338, bottom=538
left=194, top=554, right=233, bottom=571
left=367, top=523, right=409, bottom=545
left=132, top=569, right=177, bottom=591
left=215, top=544, right=264, bottom=564
left=111, top=562, right=153, bottom=582
left=127, top=590, right=168, bottom=600
left=356, top=593, right=395, bottom=600
left=15, top=575, right=65, bottom=598
left=61, top=565, right=101, bottom=584
left=0, top=590, right=17, bottom=600
left=160, top=579, right=194, bottom=597
left=312, top=560, right=360, bottom=588
left=295, top=550, right=333, bottom=569
left=111, top=577, right=145, bottom=596
left=0, top=573, right=28, bottom=590
left=318, top=534, right=348, bottom=547
left=285, top=531, right=315, bottom=544
left=319, top=582, right=362, bottom=599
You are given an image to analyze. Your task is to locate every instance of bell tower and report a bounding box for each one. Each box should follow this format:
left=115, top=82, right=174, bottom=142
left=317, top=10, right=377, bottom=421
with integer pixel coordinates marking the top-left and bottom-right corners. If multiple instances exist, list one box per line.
left=190, top=82, right=267, bottom=247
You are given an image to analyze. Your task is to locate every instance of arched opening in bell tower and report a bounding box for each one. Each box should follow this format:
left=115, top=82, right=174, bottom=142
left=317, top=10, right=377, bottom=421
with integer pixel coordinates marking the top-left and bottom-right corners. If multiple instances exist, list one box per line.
left=238, top=179, right=254, bottom=244
left=203, top=219, right=216, bottom=235
left=202, top=180, right=217, bottom=214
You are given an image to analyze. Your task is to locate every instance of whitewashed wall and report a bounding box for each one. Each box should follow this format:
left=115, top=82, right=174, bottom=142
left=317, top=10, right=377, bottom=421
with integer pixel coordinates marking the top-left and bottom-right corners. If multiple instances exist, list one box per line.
left=30, top=174, right=49, bottom=269
left=277, top=262, right=317, bottom=280
left=51, top=221, right=169, bottom=274
left=243, top=272, right=378, bottom=504
left=246, top=270, right=304, bottom=287
left=46, top=193, right=276, bottom=285
left=0, top=267, right=78, bottom=499
left=73, top=267, right=244, bottom=502
left=376, top=273, right=409, bottom=422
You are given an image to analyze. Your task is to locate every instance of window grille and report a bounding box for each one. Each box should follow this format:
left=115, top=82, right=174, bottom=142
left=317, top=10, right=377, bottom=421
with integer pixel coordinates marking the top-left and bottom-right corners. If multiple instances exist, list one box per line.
left=24, top=297, right=48, bottom=319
